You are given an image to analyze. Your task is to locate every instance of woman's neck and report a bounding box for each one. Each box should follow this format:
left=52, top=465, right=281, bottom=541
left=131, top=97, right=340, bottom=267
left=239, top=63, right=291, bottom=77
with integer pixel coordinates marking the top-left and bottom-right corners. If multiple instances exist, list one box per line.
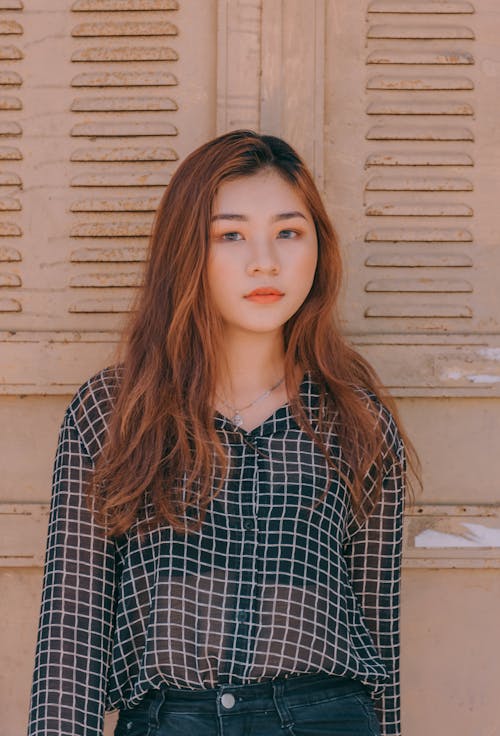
left=216, top=329, right=286, bottom=403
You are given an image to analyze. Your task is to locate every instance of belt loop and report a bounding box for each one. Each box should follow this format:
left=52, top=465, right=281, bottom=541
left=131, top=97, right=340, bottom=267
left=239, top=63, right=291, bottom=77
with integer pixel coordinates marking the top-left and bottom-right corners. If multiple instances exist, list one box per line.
left=147, top=688, right=167, bottom=736
left=272, top=678, right=294, bottom=731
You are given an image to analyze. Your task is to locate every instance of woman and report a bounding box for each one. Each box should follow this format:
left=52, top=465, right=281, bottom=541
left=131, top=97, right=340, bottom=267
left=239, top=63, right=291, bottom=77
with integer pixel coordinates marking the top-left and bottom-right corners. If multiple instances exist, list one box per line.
left=28, top=130, right=419, bottom=736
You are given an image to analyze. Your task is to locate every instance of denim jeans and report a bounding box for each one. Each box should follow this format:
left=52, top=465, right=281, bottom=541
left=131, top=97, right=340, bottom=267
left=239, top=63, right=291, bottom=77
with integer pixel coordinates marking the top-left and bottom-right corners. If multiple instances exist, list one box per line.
left=114, top=672, right=381, bottom=736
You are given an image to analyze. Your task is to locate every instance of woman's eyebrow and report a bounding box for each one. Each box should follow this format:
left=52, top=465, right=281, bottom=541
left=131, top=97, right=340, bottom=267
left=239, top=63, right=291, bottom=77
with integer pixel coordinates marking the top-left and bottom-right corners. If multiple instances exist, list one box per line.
left=274, top=211, right=308, bottom=222
left=211, top=213, right=246, bottom=222
left=211, top=211, right=307, bottom=222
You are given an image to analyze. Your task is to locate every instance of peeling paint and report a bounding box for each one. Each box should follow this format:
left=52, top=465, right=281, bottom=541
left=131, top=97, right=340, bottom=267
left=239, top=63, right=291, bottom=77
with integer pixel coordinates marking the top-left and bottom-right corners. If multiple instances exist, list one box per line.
left=467, top=374, right=500, bottom=384
left=72, top=21, right=178, bottom=38
left=446, top=370, right=464, bottom=380
left=367, top=50, right=474, bottom=65
left=442, top=369, right=500, bottom=384
left=477, top=348, right=500, bottom=361
left=415, top=523, right=500, bottom=548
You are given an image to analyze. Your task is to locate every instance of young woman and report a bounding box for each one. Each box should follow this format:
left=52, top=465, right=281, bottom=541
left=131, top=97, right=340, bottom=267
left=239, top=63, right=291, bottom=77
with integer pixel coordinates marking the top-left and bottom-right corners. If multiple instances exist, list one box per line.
left=28, top=130, right=419, bottom=736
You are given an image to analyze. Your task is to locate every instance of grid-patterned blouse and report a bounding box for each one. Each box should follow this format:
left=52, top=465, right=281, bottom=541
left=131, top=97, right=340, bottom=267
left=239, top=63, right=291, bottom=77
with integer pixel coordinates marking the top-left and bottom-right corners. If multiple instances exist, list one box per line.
left=28, top=366, right=405, bottom=736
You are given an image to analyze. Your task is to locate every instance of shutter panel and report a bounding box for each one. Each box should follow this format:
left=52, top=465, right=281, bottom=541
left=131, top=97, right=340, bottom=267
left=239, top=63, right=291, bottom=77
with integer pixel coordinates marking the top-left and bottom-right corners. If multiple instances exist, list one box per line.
left=0, top=0, right=216, bottom=391
left=0, top=0, right=22, bottom=315
left=326, top=0, right=500, bottom=394
left=363, top=0, right=476, bottom=324
left=364, top=2, right=475, bottom=322
left=69, top=0, right=179, bottom=317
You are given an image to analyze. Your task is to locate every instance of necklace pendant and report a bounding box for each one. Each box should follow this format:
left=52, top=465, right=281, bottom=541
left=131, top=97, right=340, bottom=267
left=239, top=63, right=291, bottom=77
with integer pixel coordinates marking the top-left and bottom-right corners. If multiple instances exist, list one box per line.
left=232, top=411, right=244, bottom=428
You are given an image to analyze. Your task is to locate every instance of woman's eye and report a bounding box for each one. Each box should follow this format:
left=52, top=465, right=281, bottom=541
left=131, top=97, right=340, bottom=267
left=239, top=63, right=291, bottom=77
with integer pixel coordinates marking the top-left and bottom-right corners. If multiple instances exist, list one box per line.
left=278, top=229, right=298, bottom=239
left=220, top=231, right=243, bottom=242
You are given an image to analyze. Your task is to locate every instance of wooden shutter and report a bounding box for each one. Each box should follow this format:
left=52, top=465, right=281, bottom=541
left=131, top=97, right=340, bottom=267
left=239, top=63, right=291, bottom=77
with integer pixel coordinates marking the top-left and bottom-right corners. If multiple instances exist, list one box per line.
left=0, top=0, right=23, bottom=316
left=324, top=0, right=500, bottom=395
left=363, top=0, right=476, bottom=325
left=0, top=0, right=216, bottom=392
left=69, top=0, right=179, bottom=318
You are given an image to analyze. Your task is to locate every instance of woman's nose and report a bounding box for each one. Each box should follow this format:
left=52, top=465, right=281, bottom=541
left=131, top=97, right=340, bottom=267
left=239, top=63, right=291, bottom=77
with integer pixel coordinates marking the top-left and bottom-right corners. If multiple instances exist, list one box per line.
left=246, top=239, right=280, bottom=275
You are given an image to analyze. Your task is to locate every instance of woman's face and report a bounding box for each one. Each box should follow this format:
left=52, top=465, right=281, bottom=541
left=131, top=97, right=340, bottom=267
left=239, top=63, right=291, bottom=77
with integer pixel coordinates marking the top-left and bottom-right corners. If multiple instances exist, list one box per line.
left=207, top=168, right=318, bottom=339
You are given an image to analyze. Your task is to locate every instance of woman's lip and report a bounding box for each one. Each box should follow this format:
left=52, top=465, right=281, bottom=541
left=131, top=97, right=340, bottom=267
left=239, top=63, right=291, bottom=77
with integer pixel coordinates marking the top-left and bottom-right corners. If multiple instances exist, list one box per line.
left=245, top=293, right=284, bottom=303
left=245, top=289, right=284, bottom=297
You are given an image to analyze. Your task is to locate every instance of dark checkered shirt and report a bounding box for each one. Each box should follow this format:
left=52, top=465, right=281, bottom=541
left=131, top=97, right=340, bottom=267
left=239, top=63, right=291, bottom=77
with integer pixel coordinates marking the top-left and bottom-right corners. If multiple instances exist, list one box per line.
left=28, top=367, right=405, bottom=736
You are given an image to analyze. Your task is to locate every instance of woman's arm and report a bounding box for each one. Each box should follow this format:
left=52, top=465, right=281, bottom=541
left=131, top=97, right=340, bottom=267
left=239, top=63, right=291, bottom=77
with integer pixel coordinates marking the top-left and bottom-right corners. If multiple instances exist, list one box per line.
left=343, top=419, right=406, bottom=736
left=27, top=407, right=117, bottom=736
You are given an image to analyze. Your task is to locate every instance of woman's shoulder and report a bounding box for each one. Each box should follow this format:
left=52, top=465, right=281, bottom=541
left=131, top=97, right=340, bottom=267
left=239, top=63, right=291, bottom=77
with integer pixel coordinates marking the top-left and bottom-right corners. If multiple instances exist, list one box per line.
left=352, top=384, right=403, bottom=458
left=65, top=364, right=123, bottom=458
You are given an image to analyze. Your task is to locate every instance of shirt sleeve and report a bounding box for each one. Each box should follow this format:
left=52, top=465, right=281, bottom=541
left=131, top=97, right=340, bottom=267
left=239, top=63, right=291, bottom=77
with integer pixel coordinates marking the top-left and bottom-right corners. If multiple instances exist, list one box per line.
left=343, top=424, right=406, bottom=736
left=27, top=407, right=118, bottom=736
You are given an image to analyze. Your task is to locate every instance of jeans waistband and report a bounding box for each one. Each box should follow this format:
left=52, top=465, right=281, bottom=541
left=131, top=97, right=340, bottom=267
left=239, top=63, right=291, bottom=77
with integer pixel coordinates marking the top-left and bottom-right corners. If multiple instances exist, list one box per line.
left=135, top=672, right=366, bottom=710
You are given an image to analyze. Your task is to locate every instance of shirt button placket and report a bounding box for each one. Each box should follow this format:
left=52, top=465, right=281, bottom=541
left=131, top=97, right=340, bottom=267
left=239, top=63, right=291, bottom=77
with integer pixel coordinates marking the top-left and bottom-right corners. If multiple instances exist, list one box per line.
left=232, top=433, right=260, bottom=680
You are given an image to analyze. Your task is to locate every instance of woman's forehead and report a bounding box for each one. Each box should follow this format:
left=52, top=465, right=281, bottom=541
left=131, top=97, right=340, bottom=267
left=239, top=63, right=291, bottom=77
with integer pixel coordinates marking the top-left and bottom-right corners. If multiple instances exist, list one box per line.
left=212, top=169, right=309, bottom=216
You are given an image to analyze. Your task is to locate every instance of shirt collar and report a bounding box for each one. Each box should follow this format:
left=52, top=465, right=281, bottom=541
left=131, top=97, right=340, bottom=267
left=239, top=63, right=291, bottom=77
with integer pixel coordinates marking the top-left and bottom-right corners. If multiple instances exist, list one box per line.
left=213, top=370, right=319, bottom=437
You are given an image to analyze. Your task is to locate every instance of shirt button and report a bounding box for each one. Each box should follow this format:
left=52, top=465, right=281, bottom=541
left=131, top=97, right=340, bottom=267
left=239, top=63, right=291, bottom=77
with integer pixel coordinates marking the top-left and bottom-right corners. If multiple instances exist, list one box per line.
left=237, top=610, right=249, bottom=622
left=243, top=519, right=255, bottom=530
left=221, top=693, right=236, bottom=709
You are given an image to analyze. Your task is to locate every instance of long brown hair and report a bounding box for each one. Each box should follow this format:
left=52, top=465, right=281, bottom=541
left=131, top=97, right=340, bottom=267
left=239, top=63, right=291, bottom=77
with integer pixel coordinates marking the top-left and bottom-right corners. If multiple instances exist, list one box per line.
left=87, top=130, right=420, bottom=537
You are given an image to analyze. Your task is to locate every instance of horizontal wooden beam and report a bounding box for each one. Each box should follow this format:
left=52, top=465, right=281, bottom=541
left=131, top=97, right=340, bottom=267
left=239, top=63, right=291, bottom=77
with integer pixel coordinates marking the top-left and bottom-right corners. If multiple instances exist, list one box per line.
left=1, top=502, right=499, bottom=568
left=1, top=331, right=500, bottom=396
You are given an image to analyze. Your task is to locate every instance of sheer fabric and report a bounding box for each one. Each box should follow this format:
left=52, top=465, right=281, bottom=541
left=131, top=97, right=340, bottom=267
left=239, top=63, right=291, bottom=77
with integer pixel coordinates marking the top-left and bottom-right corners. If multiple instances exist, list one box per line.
left=28, top=367, right=405, bottom=736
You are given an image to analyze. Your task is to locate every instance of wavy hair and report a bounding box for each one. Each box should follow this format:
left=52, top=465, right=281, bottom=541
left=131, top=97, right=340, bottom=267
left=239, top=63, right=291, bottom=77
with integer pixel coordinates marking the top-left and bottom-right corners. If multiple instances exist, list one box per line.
left=87, top=129, right=420, bottom=536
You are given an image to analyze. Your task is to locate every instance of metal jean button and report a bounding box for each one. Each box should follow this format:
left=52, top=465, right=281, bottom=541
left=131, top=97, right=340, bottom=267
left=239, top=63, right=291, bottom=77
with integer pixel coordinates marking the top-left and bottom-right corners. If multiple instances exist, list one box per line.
left=221, top=692, right=236, bottom=709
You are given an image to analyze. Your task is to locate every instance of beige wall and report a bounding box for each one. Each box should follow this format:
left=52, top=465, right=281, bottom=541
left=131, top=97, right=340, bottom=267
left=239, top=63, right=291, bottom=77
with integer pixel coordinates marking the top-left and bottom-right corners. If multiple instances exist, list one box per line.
left=1, top=1, right=499, bottom=734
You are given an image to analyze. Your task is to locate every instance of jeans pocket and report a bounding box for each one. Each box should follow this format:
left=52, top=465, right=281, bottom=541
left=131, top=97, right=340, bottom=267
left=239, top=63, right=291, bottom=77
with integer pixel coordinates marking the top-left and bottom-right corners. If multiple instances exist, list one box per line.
left=353, top=693, right=381, bottom=736
left=114, top=708, right=151, bottom=736
left=289, top=690, right=380, bottom=736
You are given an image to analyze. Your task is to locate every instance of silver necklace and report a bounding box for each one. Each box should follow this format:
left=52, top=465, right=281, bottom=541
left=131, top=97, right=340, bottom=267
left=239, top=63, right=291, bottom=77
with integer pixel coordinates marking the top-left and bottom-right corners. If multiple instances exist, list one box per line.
left=217, top=376, right=285, bottom=428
